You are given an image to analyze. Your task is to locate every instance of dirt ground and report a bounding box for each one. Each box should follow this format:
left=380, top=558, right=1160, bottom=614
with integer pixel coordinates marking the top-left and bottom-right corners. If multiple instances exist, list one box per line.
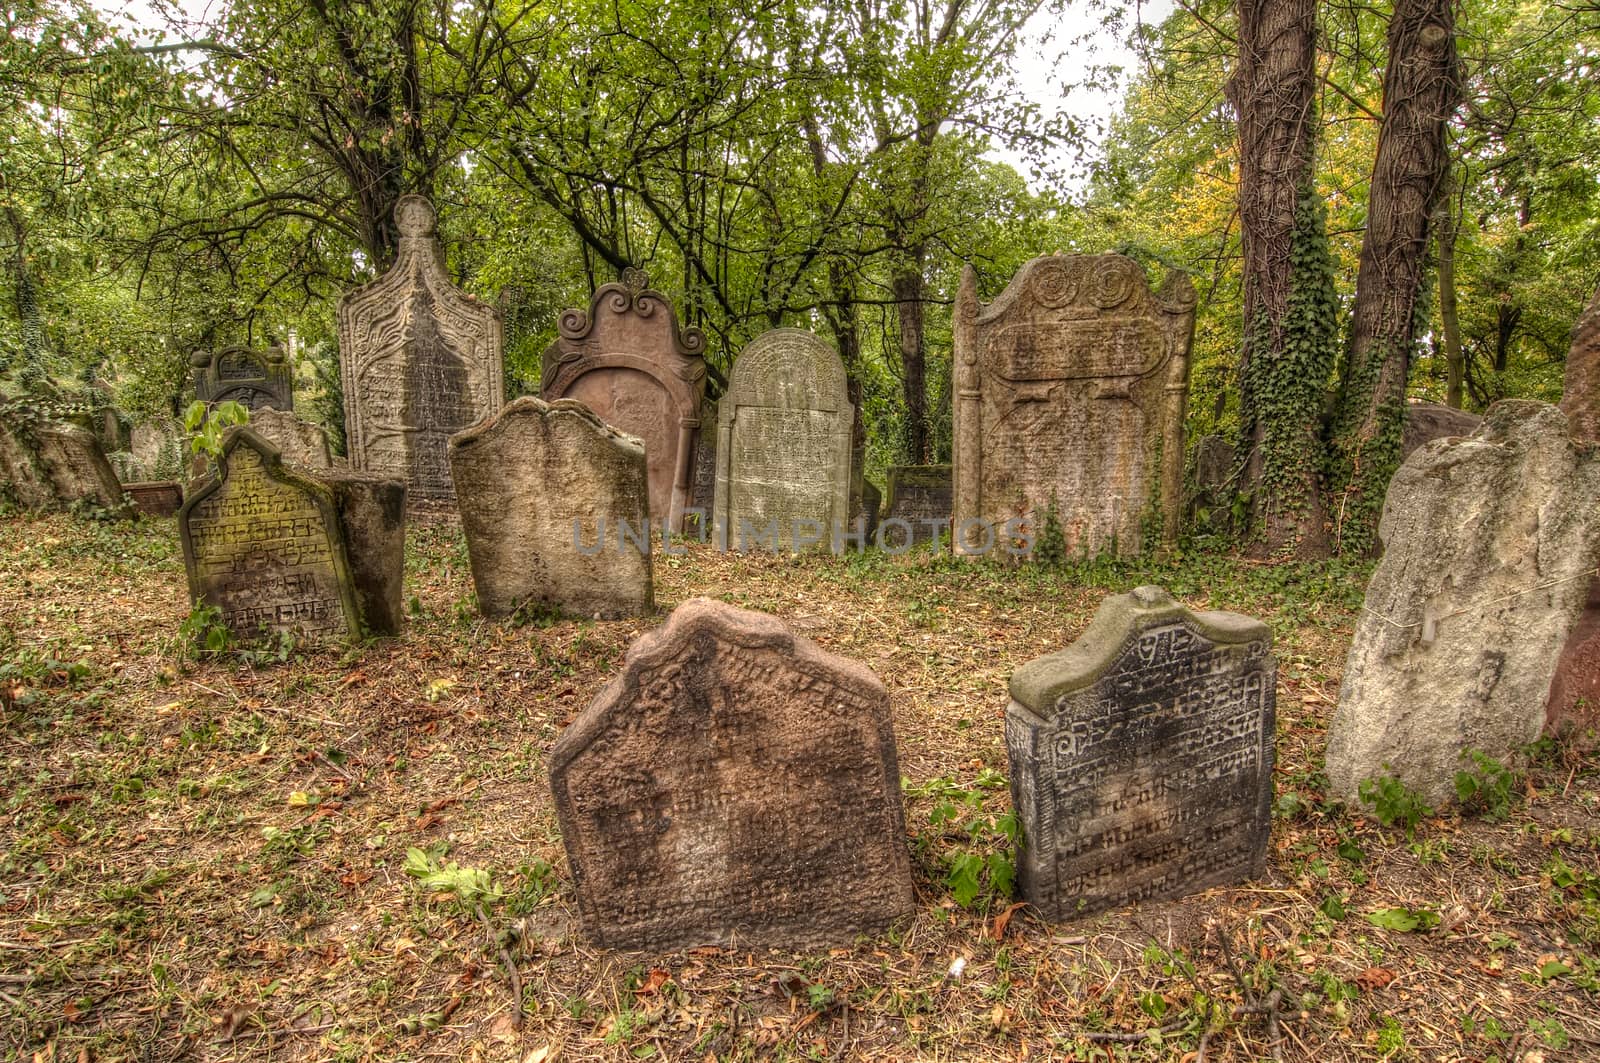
left=2, top=512, right=1598, bottom=1062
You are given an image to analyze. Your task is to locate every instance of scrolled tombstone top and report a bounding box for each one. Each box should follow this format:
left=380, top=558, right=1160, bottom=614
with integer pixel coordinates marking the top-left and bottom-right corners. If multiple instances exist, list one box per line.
left=190, top=344, right=294, bottom=412
left=540, top=269, right=709, bottom=530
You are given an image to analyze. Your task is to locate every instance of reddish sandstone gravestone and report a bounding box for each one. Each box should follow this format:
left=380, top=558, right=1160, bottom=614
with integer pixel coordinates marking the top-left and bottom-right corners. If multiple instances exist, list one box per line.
left=1549, top=282, right=1600, bottom=742
left=953, top=254, right=1194, bottom=557
left=1007, top=586, right=1275, bottom=920
left=541, top=268, right=709, bottom=532
left=339, top=195, right=503, bottom=502
left=549, top=598, right=915, bottom=951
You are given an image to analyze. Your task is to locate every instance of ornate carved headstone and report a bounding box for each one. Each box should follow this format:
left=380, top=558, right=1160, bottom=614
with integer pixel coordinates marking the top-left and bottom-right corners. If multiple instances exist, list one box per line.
left=712, top=329, right=852, bottom=550
left=338, top=195, right=503, bottom=501
left=1326, top=401, right=1600, bottom=803
left=953, top=254, right=1194, bottom=557
left=249, top=408, right=333, bottom=470
left=880, top=464, right=952, bottom=549
left=549, top=598, right=914, bottom=951
left=191, top=345, right=294, bottom=412
left=1007, top=586, right=1275, bottom=921
left=180, top=429, right=361, bottom=644
left=541, top=268, right=709, bottom=531
left=449, top=397, right=651, bottom=619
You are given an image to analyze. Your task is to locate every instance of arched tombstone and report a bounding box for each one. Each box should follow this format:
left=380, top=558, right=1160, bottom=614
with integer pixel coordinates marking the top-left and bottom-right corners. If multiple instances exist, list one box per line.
left=711, top=329, right=853, bottom=551
left=541, top=268, right=709, bottom=532
left=953, top=253, right=1195, bottom=558
left=338, top=195, right=503, bottom=502
left=191, top=345, right=294, bottom=412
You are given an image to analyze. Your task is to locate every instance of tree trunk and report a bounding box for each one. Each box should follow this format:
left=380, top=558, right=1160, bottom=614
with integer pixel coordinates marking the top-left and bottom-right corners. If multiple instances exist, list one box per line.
left=894, top=258, right=928, bottom=463
left=1330, top=0, right=1459, bottom=555
left=1227, top=0, right=1329, bottom=558
left=1437, top=182, right=1464, bottom=409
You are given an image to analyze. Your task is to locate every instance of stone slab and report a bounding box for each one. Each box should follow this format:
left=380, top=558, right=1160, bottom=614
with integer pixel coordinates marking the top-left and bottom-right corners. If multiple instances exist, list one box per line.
left=191, top=345, right=294, bottom=412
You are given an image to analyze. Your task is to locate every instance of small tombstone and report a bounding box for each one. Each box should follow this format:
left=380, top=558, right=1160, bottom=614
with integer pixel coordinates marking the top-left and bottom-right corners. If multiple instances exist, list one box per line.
left=191, top=345, right=294, bottom=412
left=123, top=481, right=184, bottom=517
left=1326, top=401, right=1600, bottom=804
left=880, top=464, right=953, bottom=549
left=1401, top=400, right=1481, bottom=459
left=249, top=408, right=333, bottom=470
left=1006, top=586, right=1275, bottom=921
left=712, top=329, right=853, bottom=550
left=339, top=195, right=503, bottom=501
left=541, top=268, right=709, bottom=531
left=549, top=598, right=914, bottom=951
left=449, top=397, right=651, bottom=619
left=953, top=254, right=1195, bottom=557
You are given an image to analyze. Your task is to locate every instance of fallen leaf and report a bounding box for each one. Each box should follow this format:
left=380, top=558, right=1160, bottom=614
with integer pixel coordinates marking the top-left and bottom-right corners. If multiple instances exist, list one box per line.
left=635, top=968, right=671, bottom=995
left=991, top=901, right=1026, bottom=940
left=1355, top=966, right=1396, bottom=990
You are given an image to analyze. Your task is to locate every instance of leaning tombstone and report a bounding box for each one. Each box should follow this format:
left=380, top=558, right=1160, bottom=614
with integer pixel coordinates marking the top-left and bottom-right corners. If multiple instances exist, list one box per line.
left=953, top=254, right=1195, bottom=557
left=1006, top=585, right=1275, bottom=921
left=711, top=329, right=853, bottom=551
left=1325, top=401, right=1600, bottom=804
left=179, top=428, right=404, bottom=644
left=191, top=344, right=295, bottom=412
left=541, top=268, right=709, bottom=532
left=338, top=195, right=503, bottom=503
left=249, top=407, right=334, bottom=470
left=549, top=598, right=914, bottom=951
left=449, top=396, right=651, bottom=619
left=27, top=418, right=129, bottom=514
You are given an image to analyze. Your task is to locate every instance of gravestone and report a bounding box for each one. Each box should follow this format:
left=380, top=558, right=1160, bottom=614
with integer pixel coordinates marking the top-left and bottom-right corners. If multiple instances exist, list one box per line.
left=541, top=268, right=709, bottom=531
left=549, top=598, right=914, bottom=951
left=1546, top=287, right=1600, bottom=742
left=191, top=345, right=294, bottom=412
left=249, top=408, right=333, bottom=470
left=1006, top=586, right=1275, bottom=921
left=123, top=481, right=184, bottom=517
left=339, top=195, right=503, bottom=501
left=1325, top=401, right=1600, bottom=804
left=449, top=397, right=651, bottom=619
left=880, top=465, right=952, bottom=549
left=1402, top=400, right=1480, bottom=459
left=0, top=416, right=56, bottom=509
left=712, top=329, right=852, bottom=550
left=953, top=254, right=1195, bottom=557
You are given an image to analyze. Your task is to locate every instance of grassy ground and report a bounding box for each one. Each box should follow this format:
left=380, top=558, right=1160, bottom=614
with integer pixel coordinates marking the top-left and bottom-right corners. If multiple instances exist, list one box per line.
left=2, top=511, right=1598, bottom=1062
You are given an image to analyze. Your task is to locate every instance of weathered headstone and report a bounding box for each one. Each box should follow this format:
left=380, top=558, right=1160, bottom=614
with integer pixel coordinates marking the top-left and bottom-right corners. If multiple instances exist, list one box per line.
left=880, top=464, right=952, bottom=549
left=123, top=481, right=184, bottom=517
left=249, top=408, right=333, bottom=470
left=4, top=413, right=129, bottom=513
left=191, top=345, right=294, bottom=412
left=1326, top=401, right=1600, bottom=804
left=180, top=428, right=406, bottom=643
left=1401, top=400, right=1481, bottom=459
left=953, top=254, right=1195, bottom=557
left=549, top=598, right=914, bottom=951
left=449, top=397, right=651, bottom=619
left=1006, top=586, right=1275, bottom=921
left=541, top=268, right=709, bottom=531
left=339, top=195, right=503, bottom=501
left=1186, top=433, right=1236, bottom=524
left=1546, top=284, right=1600, bottom=741
left=711, top=329, right=853, bottom=550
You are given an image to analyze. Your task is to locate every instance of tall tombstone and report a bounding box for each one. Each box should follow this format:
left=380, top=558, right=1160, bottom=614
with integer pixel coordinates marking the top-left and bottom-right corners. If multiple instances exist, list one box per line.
left=1326, top=401, right=1600, bottom=804
left=549, top=598, right=914, bottom=951
left=191, top=345, right=294, bottom=412
left=1551, top=284, right=1600, bottom=739
left=541, top=268, right=709, bottom=531
left=711, top=329, right=852, bottom=550
left=1007, top=586, right=1275, bottom=921
left=953, top=254, right=1195, bottom=557
left=1558, top=282, right=1600, bottom=442
left=338, top=195, right=503, bottom=502
left=449, top=397, right=652, bottom=619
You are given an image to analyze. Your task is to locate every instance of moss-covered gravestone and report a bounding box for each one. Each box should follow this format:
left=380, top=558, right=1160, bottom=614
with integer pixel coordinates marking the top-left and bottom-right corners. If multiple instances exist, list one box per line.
left=1007, top=586, right=1275, bottom=921
left=180, top=429, right=404, bottom=644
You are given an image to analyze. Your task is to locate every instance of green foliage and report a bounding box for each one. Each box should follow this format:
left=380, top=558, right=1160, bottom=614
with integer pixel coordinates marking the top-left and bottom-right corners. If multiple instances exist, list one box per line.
left=403, top=844, right=501, bottom=905
left=182, top=399, right=249, bottom=463
left=1356, top=771, right=1433, bottom=838
left=907, top=770, right=1019, bottom=909
left=1032, top=495, right=1066, bottom=568
left=1365, top=906, right=1441, bottom=933
left=177, top=602, right=230, bottom=658
left=1454, top=749, right=1522, bottom=822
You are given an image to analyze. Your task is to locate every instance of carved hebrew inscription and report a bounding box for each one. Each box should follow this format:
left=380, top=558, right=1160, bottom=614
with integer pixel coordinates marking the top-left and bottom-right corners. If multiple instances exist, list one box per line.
left=181, top=435, right=355, bottom=643
left=191, top=345, right=294, bottom=412
left=1007, top=587, right=1274, bottom=921
left=550, top=599, right=914, bottom=951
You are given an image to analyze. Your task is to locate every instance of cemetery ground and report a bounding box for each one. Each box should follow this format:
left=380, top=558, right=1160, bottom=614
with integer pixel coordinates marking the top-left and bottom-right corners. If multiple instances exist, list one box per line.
left=3, top=517, right=1600, bottom=1063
